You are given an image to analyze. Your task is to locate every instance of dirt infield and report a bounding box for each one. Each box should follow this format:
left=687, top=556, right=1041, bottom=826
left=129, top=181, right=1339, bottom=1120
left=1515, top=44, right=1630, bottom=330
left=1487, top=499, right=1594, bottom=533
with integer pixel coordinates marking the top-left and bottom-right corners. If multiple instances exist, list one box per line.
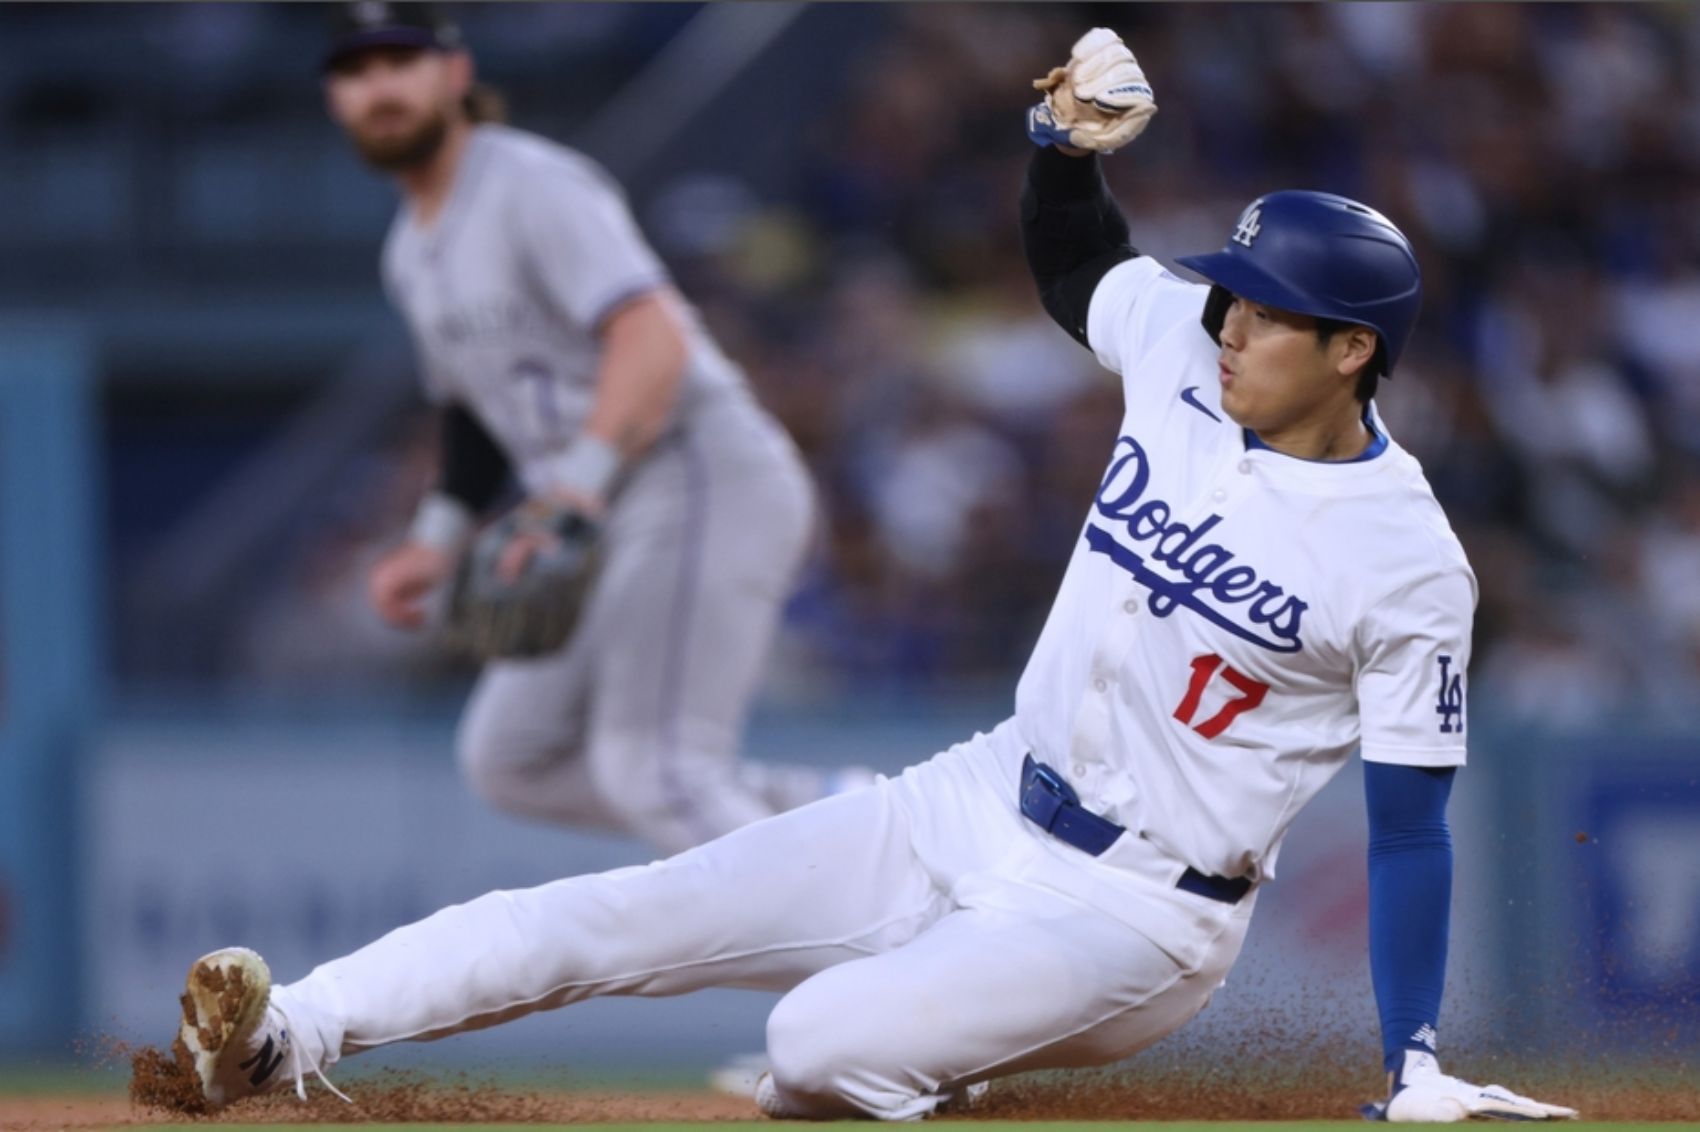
left=5, top=1074, right=1698, bottom=1127
left=14, top=1046, right=1670, bottom=1127
left=8, top=1086, right=763, bottom=1128
left=8, top=1079, right=1700, bottom=1127
left=2, top=1037, right=1684, bottom=1128
left=960, top=1072, right=1700, bottom=1123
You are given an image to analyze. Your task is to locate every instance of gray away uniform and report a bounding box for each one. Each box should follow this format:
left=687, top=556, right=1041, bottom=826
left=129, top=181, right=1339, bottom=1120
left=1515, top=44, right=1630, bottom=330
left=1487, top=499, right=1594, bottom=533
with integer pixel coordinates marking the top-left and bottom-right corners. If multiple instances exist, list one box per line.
left=383, top=125, right=852, bottom=852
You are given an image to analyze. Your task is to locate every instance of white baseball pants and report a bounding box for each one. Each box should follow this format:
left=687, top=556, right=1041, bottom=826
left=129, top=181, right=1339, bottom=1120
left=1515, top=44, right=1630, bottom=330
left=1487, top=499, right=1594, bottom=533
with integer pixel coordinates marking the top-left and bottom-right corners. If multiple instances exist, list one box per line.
left=456, top=397, right=842, bottom=852
left=272, top=720, right=1254, bottom=1120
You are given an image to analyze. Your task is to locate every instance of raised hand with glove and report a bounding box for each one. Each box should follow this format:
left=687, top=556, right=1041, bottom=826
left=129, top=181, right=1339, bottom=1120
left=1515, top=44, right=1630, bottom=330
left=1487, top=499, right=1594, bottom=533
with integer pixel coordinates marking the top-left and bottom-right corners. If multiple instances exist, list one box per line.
left=1365, top=1051, right=1578, bottom=1123
left=1027, top=27, right=1156, bottom=154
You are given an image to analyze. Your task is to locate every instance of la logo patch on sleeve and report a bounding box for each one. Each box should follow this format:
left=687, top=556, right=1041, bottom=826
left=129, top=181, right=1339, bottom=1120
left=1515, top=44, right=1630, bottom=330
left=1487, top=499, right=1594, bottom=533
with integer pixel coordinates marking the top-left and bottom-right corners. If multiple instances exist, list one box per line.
left=1435, top=654, right=1465, bottom=734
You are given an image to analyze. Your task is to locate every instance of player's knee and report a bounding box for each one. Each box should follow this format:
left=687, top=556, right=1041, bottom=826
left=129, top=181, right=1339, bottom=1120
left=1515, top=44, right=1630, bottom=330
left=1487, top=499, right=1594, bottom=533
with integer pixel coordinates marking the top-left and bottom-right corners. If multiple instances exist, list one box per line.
left=455, top=721, right=537, bottom=814
left=766, top=992, right=903, bottom=1119
left=766, top=996, right=856, bottom=1115
left=458, top=751, right=518, bottom=813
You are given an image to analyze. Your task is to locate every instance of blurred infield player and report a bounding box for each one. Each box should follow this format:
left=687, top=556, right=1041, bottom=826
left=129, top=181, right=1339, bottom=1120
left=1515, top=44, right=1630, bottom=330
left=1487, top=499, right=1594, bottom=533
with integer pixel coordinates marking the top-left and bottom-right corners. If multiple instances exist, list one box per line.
left=326, top=2, right=870, bottom=853
left=172, top=26, right=1575, bottom=1124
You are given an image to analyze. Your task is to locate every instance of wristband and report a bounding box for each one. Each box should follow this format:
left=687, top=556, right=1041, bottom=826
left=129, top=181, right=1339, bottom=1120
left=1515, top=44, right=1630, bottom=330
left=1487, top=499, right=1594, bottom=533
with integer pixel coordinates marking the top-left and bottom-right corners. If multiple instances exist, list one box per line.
left=407, top=492, right=476, bottom=552
left=1026, top=102, right=1076, bottom=150
left=542, top=435, right=621, bottom=505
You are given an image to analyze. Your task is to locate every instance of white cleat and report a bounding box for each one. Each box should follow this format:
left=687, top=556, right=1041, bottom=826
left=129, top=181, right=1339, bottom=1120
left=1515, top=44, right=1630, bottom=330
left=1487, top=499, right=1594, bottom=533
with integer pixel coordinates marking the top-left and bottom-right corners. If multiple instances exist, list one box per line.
left=177, top=947, right=352, bottom=1110
left=752, top=1069, right=989, bottom=1120
left=753, top=1071, right=795, bottom=1119
left=708, top=1051, right=771, bottom=1099
left=177, top=948, right=295, bottom=1108
left=940, top=1079, right=991, bottom=1112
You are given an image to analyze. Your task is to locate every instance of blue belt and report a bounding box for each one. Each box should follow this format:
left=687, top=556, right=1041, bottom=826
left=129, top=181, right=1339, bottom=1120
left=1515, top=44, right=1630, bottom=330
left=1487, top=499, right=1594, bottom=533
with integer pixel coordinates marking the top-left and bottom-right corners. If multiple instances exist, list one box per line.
left=1019, top=755, right=1252, bottom=905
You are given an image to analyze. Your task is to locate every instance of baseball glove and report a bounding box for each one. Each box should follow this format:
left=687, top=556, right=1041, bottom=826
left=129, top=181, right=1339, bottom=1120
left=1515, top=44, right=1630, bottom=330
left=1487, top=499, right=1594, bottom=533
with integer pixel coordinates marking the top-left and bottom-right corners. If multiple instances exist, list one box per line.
left=1026, top=28, right=1157, bottom=154
left=442, top=501, right=600, bottom=660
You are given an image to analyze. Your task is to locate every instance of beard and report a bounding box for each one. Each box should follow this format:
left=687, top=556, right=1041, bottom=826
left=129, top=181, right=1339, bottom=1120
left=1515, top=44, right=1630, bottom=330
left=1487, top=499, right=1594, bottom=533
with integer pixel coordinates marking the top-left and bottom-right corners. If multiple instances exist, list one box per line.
left=347, top=104, right=450, bottom=172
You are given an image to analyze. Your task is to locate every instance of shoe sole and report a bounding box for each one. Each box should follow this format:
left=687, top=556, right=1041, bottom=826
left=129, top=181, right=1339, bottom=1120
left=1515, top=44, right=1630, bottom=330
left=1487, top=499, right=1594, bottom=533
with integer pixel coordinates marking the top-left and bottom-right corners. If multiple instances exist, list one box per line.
left=177, top=947, right=272, bottom=1108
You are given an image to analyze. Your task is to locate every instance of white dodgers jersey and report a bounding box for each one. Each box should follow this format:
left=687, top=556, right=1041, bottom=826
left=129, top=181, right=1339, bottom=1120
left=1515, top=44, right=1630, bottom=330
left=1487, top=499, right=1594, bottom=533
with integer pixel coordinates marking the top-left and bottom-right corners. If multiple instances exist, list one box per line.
left=381, top=126, right=750, bottom=495
left=1014, top=256, right=1476, bottom=883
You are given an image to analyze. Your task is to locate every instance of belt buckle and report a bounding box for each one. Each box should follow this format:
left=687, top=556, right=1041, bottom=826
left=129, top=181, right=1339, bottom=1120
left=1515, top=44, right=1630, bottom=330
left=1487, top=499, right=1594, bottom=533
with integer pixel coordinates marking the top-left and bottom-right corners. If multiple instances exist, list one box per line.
left=1029, top=760, right=1080, bottom=806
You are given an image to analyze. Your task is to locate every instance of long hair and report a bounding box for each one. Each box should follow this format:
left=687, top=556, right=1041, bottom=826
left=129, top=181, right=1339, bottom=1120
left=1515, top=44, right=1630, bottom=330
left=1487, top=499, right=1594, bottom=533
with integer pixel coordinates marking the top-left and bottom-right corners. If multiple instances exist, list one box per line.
left=463, top=82, right=508, bottom=125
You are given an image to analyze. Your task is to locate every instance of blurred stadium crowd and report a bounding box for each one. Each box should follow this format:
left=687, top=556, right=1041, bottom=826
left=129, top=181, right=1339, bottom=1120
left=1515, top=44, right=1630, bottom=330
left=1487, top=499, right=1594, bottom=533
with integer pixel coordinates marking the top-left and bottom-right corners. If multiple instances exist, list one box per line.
left=10, top=4, right=1699, bottom=727
left=681, top=2, right=1700, bottom=724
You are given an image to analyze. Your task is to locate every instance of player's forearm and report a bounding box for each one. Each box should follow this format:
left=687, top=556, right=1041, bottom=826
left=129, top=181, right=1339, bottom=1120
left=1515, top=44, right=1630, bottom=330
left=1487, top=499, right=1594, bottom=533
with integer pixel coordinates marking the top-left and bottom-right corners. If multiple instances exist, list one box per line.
left=585, top=289, right=687, bottom=453
left=537, top=291, right=687, bottom=507
left=545, top=291, right=682, bottom=498
left=1021, top=145, right=1139, bottom=348
left=1364, top=762, right=1455, bottom=1073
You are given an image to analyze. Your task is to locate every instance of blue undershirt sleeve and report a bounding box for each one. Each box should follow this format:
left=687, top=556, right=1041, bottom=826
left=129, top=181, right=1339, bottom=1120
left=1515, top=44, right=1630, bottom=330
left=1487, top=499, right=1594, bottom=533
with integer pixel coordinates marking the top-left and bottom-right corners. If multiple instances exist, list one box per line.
left=1363, top=760, right=1456, bottom=1073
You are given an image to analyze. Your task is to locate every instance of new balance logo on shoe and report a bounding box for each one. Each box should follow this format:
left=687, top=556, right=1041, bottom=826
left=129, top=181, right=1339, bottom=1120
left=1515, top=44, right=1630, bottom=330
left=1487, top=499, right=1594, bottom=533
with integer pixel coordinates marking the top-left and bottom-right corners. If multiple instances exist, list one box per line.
left=240, top=1033, right=285, bottom=1088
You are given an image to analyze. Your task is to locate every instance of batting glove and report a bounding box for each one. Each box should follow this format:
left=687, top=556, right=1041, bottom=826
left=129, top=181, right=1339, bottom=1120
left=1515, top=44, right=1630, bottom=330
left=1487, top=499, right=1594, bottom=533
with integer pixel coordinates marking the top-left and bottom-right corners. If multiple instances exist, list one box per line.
left=1026, top=28, right=1157, bottom=154
left=1364, top=1051, right=1578, bottom=1122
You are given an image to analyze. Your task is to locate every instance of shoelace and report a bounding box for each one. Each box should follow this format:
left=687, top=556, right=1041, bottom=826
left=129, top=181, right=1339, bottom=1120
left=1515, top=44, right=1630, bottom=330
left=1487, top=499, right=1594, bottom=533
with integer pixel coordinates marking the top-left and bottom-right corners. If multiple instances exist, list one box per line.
left=269, top=1002, right=353, bottom=1107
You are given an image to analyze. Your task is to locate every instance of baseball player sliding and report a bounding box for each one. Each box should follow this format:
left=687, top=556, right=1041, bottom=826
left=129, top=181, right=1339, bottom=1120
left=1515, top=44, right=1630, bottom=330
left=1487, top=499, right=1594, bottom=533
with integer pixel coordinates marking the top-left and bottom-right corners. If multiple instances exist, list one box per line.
left=328, top=3, right=868, bottom=853
left=171, top=28, right=1575, bottom=1123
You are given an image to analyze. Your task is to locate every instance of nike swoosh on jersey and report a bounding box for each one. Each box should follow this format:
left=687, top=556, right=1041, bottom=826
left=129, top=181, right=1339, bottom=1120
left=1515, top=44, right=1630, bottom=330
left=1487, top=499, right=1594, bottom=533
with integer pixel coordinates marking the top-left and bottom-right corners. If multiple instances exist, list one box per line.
left=1180, top=386, right=1223, bottom=423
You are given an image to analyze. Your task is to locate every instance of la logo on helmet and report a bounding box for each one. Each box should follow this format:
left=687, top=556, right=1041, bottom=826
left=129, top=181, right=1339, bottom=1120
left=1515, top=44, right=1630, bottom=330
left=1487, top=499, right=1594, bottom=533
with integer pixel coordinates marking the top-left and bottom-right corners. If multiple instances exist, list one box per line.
left=1232, top=203, right=1263, bottom=248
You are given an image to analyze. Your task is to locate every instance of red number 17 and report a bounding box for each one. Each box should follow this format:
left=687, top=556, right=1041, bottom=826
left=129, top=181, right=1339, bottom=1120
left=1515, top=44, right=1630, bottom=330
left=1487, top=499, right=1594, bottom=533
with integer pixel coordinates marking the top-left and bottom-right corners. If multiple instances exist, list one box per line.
left=1173, top=654, right=1269, bottom=739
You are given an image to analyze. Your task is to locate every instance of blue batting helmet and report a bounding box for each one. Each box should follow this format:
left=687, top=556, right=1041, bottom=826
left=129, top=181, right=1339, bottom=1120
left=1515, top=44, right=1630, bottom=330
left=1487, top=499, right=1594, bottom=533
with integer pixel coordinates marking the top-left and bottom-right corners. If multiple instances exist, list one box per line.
left=1175, top=190, right=1422, bottom=378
